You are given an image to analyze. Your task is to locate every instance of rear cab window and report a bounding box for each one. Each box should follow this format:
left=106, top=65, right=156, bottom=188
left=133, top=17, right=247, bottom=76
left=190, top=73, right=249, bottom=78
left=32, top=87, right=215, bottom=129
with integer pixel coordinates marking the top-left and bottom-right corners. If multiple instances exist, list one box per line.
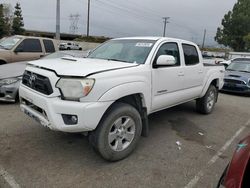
left=182, top=44, right=200, bottom=66
left=43, top=39, right=55, bottom=53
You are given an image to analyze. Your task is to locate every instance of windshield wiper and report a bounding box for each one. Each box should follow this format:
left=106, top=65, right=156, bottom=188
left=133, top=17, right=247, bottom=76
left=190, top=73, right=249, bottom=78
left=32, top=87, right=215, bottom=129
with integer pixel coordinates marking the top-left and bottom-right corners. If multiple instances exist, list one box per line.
left=238, top=70, right=250, bottom=73
left=0, top=44, right=8, bottom=50
left=107, top=58, right=132, bottom=63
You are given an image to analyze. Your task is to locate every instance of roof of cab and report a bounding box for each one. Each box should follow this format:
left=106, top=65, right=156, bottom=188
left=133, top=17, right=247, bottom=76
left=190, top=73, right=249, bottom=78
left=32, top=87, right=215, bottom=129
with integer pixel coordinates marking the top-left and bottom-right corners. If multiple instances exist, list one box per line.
left=14, top=35, right=55, bottom=41
left=112, top=36, right=197, bottom=45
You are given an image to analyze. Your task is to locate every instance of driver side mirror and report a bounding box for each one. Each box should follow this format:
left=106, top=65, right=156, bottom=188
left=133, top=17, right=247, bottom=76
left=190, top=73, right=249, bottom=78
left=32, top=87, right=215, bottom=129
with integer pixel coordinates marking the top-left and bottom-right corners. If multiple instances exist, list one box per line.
left=156, top=55, right=176, bottom=67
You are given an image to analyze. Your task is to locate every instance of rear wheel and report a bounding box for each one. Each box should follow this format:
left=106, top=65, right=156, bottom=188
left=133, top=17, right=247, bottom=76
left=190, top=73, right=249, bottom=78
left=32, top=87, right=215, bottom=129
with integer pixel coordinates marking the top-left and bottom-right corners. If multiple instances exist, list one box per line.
left=0, top=60, right=6, bottom=65
left=196, top=85, right=217, bottom=114
left=89, top=102, right=142, bottom=161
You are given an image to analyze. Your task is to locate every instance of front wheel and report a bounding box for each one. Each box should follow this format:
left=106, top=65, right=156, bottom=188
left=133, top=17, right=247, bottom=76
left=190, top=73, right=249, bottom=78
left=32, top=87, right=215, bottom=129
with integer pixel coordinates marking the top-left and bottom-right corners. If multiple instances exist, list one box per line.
left=196, top=85, right=218, bottom=114
left=89, top=102, right=142, bottom=161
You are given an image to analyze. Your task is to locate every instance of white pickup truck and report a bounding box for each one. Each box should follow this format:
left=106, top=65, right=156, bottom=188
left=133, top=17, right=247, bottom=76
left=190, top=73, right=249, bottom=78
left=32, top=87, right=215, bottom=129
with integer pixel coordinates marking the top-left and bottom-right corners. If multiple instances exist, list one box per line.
left=19, top=37, right=224, bottom=161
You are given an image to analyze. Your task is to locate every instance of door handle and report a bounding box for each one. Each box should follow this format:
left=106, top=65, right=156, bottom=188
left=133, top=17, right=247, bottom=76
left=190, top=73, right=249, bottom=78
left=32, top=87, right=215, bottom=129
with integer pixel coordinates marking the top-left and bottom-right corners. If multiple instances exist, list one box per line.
left=178, top=72, right=184, bottom=76
left=198, top=70, right=203, bottom=74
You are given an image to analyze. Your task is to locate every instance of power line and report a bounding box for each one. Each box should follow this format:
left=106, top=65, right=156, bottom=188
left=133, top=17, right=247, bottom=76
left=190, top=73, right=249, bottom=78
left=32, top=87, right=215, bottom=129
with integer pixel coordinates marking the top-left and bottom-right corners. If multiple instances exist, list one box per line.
left=95, top=0, right=160, bottom=25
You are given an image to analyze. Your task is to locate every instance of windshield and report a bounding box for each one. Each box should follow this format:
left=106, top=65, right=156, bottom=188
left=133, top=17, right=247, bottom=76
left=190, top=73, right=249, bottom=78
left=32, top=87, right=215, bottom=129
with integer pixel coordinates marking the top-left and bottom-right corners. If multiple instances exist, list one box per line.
left=0, top=36, right=22, bottom=50
left=227, top=61, right=250, bottom=73
left=88, top=39, right=156, bottom=64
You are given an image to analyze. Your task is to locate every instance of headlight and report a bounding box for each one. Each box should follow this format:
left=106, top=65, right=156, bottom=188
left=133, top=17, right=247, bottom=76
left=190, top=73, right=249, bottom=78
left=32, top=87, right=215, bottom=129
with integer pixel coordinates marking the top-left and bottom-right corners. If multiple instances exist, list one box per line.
left=0, top=77, right=19, bottom=86
left=56, top=78, right=95, bottom=101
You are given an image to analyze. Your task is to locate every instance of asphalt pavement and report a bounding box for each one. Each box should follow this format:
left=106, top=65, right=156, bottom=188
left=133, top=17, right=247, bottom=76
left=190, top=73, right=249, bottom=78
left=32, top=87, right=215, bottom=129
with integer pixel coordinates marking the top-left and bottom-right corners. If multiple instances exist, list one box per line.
left=0, top=93, right=249, bottom=188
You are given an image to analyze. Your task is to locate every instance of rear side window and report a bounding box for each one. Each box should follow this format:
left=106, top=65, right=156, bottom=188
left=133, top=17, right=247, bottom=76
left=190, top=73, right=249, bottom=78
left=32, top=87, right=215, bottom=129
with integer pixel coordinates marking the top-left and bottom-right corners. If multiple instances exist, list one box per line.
left=43, top=40, right=55, bottom=53
left=182, top=44, right=199, bottom=65
left=17, top=39, right=42, bottom=52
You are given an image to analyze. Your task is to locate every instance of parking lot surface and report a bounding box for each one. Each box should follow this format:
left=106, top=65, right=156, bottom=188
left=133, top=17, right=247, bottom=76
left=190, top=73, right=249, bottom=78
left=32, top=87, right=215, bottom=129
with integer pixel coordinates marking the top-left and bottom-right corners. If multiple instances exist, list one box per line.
left=0, top=93, right=249, bottom=188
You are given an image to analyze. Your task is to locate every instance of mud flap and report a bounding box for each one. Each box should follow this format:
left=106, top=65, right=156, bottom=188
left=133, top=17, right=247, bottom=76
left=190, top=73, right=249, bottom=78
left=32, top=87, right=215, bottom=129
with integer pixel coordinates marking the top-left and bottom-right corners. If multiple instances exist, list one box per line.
left=141, top=107, right=149, bottom=137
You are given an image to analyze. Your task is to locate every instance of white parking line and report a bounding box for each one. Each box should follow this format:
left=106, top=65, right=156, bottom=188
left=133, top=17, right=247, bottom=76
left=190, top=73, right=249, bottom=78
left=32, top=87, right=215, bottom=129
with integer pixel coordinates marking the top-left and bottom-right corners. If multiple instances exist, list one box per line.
left=184, top=119, right=250, bottom=188
left=0, top=165, right=20, bottom=188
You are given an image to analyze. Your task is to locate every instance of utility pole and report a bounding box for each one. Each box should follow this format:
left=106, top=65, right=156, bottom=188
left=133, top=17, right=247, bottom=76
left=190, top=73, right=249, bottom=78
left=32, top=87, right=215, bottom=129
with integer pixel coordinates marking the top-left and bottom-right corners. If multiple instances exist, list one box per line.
left=87, top=0, right=90, bottom=37
left=202, top=29, right=207, bottom=49
left=56, top=0, right=60, bottom=40
left=162, top=17, right=170, bottom=37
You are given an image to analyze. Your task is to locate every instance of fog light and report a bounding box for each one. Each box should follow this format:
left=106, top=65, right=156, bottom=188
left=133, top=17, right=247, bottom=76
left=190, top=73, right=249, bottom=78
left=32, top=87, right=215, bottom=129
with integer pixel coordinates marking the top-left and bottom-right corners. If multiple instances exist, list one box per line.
left=62, top=114, right=78, bottom=125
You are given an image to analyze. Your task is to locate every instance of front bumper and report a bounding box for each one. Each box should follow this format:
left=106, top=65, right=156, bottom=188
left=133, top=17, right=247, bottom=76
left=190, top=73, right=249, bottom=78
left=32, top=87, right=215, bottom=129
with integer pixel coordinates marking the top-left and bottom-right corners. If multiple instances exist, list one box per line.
left=0, top=81, right=20, bottom=102
left=19, top=85, right=113, bottom=133
left=222, top=83, right=250, bottom=94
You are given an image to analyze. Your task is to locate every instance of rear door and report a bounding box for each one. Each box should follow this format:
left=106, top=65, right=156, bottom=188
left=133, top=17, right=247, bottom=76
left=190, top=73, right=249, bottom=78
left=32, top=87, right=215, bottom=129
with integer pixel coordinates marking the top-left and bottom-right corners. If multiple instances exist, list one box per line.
left=151, top=42, right=185, bottom=111
left=181, top=44, right=204, bottom=99
left=12, top=38, right=44, bottom=62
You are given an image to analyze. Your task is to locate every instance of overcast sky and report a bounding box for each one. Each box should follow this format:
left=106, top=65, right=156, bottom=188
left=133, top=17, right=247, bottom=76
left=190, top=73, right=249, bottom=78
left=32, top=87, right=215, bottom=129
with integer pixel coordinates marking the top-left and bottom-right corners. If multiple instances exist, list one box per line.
left=2, top=0, right=237, bottom=46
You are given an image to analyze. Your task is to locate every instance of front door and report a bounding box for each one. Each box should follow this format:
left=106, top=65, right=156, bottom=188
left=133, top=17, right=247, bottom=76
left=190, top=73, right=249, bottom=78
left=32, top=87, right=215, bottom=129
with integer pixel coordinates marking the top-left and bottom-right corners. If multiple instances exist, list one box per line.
left=12, top=38, right=44, bottom=62
left=152, top=42, right=184, bottom=112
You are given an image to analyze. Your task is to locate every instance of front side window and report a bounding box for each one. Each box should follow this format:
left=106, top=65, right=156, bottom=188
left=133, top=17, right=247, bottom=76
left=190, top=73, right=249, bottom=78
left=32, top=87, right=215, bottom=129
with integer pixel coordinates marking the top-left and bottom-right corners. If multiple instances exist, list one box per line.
left=182, top=44, right=199, bottom=65
left=88, top=39, right=156, bottom=64
left=154, top=42, right=180, bottom=66
left=16, top=39, right=42, bottom=53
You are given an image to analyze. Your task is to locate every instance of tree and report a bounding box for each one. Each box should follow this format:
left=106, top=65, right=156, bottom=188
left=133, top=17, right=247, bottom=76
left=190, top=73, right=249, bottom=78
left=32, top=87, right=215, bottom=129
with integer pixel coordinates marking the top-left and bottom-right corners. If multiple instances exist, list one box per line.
left=3, top=4, right=13, bottom=35
left=0, top=4, right=8, bottom=38
left=215, top=0, right=250, bottom=51
left=12, top=2, right=24, bottom=35
left=243, top=33, right=250, bottom=50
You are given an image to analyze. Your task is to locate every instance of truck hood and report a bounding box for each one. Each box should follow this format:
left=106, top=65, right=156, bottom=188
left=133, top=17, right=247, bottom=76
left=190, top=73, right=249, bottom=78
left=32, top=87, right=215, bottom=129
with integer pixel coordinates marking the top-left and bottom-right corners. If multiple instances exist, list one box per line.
left=0, top=61, right=27, bottom=79
left=28, top=57, right=139, bottom=77
left=0, top=48, right=9, bottom=51
left=225, top=71, right=250, bottom=82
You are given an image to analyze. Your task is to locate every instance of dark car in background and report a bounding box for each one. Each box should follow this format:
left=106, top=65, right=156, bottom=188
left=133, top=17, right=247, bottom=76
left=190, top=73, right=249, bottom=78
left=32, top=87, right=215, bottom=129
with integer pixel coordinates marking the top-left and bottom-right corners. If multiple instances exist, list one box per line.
left=222, top=60, right=250, bottom=95
left=0, top=51, right=88, bottom=102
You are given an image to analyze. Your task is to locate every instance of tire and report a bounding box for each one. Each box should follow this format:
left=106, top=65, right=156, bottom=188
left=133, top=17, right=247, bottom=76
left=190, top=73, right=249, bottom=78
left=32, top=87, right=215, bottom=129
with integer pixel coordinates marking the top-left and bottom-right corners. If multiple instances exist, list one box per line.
left=0, top=60, right=6, bottom=65
left=89, top=102, right=142, bottom=161
left=67, top=47, right=70, bottom=50
left=196, top=85, right=218, bottom=114
left=15, top=92, right=19, bottom=103
left=79, top=48, right=82, bottom=51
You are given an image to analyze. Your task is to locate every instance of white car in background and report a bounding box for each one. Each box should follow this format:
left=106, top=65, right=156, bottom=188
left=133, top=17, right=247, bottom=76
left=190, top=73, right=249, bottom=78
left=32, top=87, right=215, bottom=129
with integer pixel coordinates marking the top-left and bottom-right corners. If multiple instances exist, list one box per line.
left=59, top=42, right=82, bottom=51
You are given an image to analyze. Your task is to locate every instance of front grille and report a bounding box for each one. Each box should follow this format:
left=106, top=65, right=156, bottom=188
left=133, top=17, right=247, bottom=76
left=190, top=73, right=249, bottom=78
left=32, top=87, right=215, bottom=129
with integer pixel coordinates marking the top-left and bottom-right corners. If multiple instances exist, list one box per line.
left=223, top=86, right=246, bottom=92
left=228, top=74, right=240, bottom=78
left=22, top=71, right=53, bottom=95
left=0, top=93, right=5, bottom=97
left=224, top=79, right=246, bottom=85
